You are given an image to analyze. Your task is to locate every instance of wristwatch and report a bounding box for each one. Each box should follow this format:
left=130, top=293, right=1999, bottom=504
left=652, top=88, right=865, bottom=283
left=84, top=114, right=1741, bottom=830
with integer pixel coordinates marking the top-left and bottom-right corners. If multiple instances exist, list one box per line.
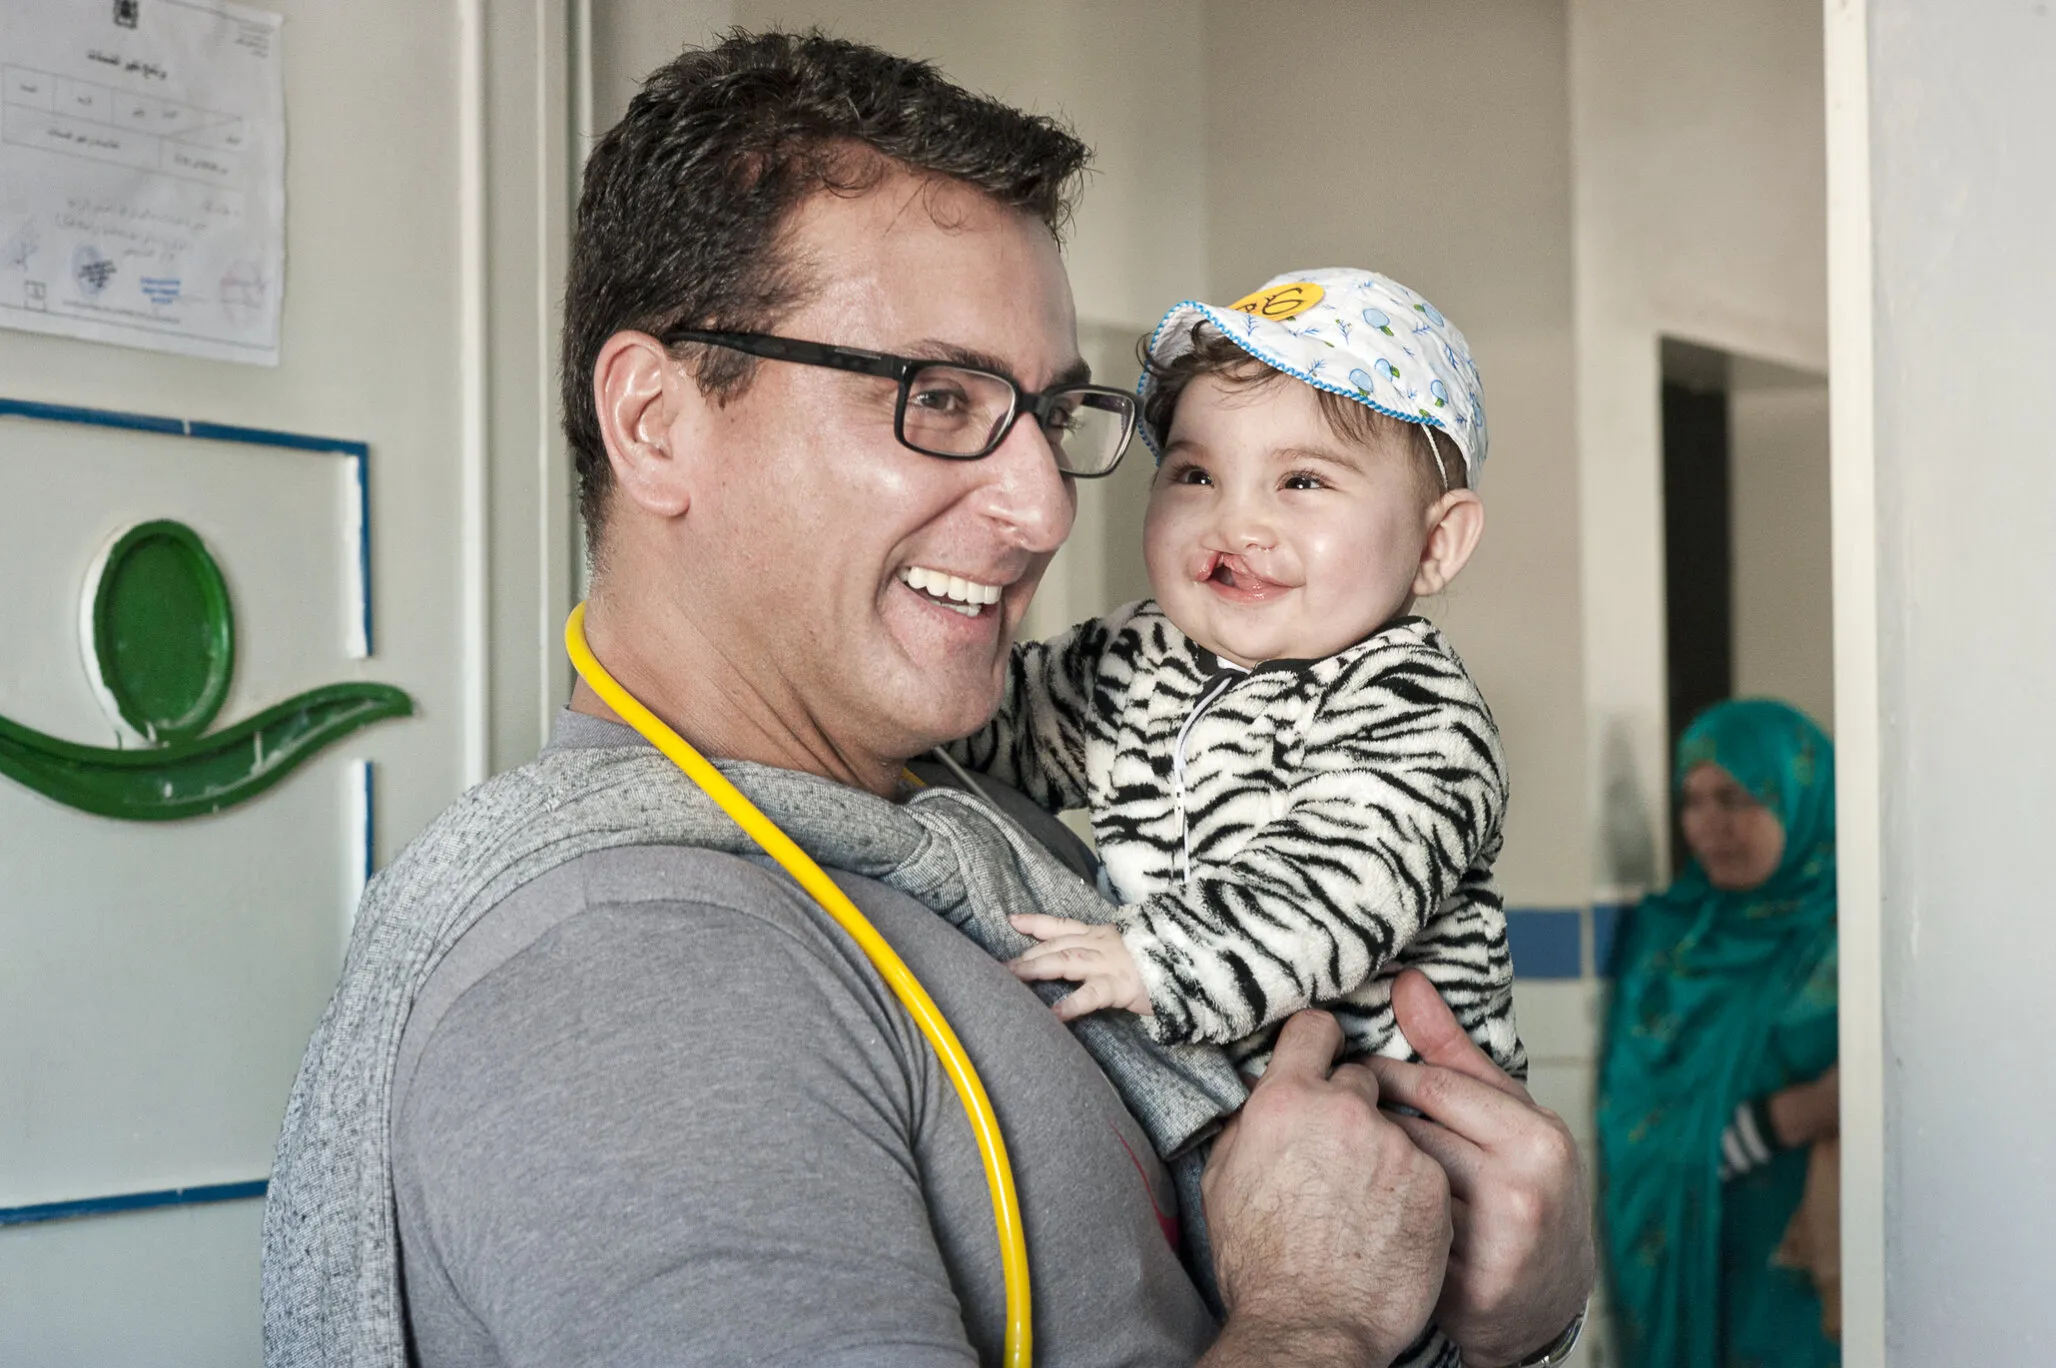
left=1502, top=1303, right=1587, bottom=1367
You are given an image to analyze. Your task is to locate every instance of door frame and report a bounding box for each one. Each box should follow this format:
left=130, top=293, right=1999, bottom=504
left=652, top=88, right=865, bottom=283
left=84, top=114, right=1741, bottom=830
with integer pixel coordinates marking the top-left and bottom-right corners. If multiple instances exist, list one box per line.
left=1824, top=0, right=1884, bottom=1360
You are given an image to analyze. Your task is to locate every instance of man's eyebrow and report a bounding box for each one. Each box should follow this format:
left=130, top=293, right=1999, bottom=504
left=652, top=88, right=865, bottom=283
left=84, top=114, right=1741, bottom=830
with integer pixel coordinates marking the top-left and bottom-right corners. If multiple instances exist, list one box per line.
left=911, top=339, right=1092, bottom=389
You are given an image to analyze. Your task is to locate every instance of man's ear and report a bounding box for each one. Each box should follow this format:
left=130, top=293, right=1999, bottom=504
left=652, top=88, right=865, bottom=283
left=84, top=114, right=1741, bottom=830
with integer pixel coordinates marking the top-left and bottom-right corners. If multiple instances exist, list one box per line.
left=1413, top=490, right=1485, bottom=597
left=593, top=330, right=703, bottom=518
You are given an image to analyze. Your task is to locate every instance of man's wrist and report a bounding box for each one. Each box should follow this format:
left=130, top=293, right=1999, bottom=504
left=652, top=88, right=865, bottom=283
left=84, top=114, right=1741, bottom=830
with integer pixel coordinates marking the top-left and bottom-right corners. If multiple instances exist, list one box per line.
left=1468, top=1303, right=1587, bottom=1368
left=1204, top=1312, right=1403, bottom=1368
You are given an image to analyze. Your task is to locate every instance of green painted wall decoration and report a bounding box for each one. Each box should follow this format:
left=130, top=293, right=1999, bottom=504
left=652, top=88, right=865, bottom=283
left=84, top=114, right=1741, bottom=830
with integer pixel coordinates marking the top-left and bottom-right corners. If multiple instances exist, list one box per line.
left=88, top=521, right=237, bottom=743
left=0, top=518, right=413, bottom=821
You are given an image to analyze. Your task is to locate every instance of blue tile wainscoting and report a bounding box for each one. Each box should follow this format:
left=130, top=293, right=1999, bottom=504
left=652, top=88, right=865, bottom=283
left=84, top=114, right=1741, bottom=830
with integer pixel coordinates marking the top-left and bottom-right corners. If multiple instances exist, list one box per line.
left=1, top=912, right=1624, bottom=1227
left=1504, top=904, right=1637, bottom=980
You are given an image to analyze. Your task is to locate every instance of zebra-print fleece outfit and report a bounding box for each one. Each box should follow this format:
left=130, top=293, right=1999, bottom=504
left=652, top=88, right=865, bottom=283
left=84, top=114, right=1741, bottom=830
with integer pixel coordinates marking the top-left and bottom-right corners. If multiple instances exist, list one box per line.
left=954, top=599, right=1525, bottom=1082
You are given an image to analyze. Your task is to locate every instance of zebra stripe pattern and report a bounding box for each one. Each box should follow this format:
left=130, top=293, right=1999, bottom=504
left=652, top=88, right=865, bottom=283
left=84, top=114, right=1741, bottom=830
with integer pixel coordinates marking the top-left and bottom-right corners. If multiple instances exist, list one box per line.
left=955, top=600, right=1524, bottom=1082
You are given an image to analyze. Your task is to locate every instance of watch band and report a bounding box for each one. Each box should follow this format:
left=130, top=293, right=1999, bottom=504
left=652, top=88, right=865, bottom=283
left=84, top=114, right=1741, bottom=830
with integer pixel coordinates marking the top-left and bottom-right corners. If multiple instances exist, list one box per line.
left=1506, top=1303, right=1587, bottom=1367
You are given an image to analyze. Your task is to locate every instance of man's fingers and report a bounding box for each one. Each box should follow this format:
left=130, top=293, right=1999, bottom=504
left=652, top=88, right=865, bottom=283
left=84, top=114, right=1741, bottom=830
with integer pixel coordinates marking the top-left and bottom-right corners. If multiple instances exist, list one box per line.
left=1249, top=1018, right=1384, bottom=1127
left=1258, top=1010, right=1348, bottom=1085
left=1387, top=1110, right=1488, bottom=1196
left=1327, top=1058, right=1386, bottom=1114
left=1390, top=970, right=1530, bottom=1101
left=1367, top=1054, right=1528, bottom=1149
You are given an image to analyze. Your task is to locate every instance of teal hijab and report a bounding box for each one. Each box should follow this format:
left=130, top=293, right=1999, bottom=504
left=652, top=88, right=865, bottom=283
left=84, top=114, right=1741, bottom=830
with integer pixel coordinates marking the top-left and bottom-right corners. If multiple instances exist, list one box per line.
left=1598, top=700, right=1840, bottom=1368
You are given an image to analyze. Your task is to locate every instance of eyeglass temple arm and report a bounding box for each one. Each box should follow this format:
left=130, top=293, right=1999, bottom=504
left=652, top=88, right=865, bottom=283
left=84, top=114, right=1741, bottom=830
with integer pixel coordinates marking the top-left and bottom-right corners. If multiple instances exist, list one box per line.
left=665, top=329, right=905, bottom=381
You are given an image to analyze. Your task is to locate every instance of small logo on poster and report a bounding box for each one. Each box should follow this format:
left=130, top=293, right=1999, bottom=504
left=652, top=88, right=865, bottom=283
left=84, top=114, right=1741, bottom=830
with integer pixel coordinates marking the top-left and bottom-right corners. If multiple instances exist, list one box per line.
left=114, top=0, right=139, bottom=29
left=73, top=244, right=115, bottom=297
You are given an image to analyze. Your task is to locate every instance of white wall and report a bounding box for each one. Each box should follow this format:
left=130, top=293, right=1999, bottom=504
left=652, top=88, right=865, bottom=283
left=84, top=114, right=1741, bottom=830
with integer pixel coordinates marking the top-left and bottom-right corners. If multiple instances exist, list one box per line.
left=1570, top=0, right=1828, bottom=892
left=0, top=3, right=572, bottom=1360
left=1204, top=0, right=1585, bottom=914
left=1731, top=380, right=1835, bottom=729
left=1837, top=0, right=2056, bottom=1357
left=587, top=0, right=732, bottom=130
left=1196, top=10, right=1605, bottom=1359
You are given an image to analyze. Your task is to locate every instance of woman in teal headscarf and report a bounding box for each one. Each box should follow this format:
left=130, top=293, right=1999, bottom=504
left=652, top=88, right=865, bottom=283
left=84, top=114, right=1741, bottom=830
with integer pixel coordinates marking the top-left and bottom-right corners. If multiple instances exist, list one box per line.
left=1599, top=699, right=1841, bottom=1368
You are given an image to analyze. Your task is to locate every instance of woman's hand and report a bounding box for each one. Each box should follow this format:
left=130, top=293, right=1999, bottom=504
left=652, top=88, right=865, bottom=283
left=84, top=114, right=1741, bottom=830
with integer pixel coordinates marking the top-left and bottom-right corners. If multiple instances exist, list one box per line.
left=1767, top=1064, right=1840, bottom=1147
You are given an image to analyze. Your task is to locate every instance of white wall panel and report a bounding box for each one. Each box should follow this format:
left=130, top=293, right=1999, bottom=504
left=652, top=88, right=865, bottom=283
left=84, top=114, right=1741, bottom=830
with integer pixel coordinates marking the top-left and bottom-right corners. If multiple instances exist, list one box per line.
left=0, top=1200, right=264, bottom=1368
left=1732, top=381, right=1835, bottom=729
left=0, top=1, right=575, bottom=1358
left=1569, top=0, right=1829, bottom=894
left=0, top=422, right=372, bottom=1204
left=1861, top=0, right=2056, bottom=1355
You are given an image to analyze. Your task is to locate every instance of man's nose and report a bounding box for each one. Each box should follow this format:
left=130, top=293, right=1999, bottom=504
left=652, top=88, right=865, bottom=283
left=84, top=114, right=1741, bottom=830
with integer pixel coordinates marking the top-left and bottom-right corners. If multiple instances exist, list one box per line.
left=973, top=414, right=1076, bottom=554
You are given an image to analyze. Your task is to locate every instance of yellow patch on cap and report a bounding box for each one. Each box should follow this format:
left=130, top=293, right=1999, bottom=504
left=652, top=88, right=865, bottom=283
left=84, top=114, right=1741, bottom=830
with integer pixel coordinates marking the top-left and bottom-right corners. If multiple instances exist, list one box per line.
left=1227, top=280, right=1325, bottom=322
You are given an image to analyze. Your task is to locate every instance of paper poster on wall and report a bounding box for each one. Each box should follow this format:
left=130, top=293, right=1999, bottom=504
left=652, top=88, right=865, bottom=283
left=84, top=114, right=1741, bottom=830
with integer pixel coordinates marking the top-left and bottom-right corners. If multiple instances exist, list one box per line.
left=0, top=0, right=284, bottom=364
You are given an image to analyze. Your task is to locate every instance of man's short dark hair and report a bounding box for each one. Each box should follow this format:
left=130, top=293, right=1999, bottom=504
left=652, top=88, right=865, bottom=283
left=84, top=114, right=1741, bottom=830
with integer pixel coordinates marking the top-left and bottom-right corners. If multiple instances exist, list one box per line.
left=562, top=29, right=1092, bottom=552
left=1141, top=325, right=1465, bottom=504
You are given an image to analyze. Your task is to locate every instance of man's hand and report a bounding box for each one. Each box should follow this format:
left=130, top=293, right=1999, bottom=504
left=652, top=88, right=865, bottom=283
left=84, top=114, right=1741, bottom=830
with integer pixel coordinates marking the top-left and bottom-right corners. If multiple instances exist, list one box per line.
left=1199, top=1010, right=1452, bottom=1368
left=1367, top=970, right=1595, bottom=1368
left=1007, top=913, right=1152, bottom=1021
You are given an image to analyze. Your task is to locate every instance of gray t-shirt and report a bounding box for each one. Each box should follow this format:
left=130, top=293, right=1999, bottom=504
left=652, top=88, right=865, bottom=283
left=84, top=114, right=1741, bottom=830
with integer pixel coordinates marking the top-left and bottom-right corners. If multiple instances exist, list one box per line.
left=391, top=715, right=1216, bottom=1366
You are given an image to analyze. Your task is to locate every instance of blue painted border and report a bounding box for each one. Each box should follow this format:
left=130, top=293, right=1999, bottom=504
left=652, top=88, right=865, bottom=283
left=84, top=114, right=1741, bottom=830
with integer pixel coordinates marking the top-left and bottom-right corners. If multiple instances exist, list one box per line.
left=0, top=1179, right=267, bottom=1227
left=362, top=758, right=377, bottom=888
left=0, top=397, right=375, bottom=655
left=1505, top=907, right=1584, bottom=980
left=1592, top=902, right=1630, bottom=978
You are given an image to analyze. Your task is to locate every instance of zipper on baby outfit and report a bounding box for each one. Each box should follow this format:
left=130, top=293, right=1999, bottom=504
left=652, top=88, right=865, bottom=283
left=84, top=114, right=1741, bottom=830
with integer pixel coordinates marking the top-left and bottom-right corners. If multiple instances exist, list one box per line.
left=1172, top=665, right=1245, bottom=886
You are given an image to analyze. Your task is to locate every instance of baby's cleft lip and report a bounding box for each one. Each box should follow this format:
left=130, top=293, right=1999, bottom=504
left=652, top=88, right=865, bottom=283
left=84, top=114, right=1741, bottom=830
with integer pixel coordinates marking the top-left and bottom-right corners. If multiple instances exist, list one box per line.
left=1198, top=551, right=1292, bottom=603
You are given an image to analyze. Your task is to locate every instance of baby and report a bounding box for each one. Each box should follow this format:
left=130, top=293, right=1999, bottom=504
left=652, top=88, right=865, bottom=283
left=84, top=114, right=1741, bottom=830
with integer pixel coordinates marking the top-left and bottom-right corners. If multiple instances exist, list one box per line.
left=954, top=267, right=1523, bottom=1080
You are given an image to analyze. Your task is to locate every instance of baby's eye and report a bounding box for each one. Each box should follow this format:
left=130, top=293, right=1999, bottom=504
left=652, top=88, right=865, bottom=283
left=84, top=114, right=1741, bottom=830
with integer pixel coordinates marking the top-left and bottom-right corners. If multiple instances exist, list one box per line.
left=1167, top=463, right=1213, bottom=486
left=1282, top=471, right=1325, bottom=491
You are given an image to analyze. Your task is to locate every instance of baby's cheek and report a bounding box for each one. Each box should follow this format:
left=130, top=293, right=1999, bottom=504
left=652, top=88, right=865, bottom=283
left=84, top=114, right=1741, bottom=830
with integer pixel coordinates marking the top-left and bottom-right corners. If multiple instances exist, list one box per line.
left=1140, top=508, right=1191, bottom=600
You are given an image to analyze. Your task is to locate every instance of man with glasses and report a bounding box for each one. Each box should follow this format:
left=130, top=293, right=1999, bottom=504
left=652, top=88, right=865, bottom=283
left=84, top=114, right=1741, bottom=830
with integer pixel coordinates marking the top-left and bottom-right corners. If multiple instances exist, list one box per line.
left=268, top=29, right=1591, bottom=1368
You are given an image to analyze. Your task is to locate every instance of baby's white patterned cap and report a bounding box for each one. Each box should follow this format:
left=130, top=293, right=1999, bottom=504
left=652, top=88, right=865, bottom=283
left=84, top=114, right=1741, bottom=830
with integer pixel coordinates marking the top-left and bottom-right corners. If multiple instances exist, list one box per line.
left=1139, top=267, right=1489, bottom=486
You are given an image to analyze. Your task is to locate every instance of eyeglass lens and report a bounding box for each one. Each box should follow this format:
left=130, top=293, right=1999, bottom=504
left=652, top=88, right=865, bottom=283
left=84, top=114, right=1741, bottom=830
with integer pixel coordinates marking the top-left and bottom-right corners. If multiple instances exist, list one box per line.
left=901, top=364, right=1128, bottom=475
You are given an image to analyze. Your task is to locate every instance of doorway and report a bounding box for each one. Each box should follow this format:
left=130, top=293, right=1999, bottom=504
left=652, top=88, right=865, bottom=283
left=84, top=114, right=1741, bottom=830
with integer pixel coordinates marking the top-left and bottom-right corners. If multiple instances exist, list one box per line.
left=1660, top=338, right=1834, bottom=843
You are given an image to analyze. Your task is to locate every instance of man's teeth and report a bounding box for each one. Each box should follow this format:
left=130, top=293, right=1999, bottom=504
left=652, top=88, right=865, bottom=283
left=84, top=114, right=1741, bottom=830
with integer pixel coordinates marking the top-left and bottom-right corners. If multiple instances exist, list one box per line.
left=900, top=566, right=1003, bottom=616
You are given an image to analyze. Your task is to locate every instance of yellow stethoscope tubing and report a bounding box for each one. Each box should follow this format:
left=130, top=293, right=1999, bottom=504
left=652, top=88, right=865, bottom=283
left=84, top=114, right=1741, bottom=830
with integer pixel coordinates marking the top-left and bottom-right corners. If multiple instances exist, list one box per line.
left=563, top=603, right=1032, bottom=1365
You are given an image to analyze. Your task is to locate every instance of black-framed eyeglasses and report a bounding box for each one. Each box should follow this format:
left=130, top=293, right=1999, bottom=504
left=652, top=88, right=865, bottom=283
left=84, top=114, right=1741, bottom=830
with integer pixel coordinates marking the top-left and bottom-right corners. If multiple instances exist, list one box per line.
left=663, top=329, right=1139, bottom=479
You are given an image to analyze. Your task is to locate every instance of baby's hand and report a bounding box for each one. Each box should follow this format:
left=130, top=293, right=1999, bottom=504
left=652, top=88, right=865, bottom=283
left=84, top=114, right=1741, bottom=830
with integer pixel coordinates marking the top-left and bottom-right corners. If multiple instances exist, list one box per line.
left=1006, top=913, right=1153, bottom=1022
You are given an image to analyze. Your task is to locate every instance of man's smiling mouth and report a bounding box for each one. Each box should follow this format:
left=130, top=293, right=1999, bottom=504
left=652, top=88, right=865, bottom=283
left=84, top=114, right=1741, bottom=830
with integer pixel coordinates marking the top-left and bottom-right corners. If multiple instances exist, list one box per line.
left=898, top=565, right=1003, bottom=617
